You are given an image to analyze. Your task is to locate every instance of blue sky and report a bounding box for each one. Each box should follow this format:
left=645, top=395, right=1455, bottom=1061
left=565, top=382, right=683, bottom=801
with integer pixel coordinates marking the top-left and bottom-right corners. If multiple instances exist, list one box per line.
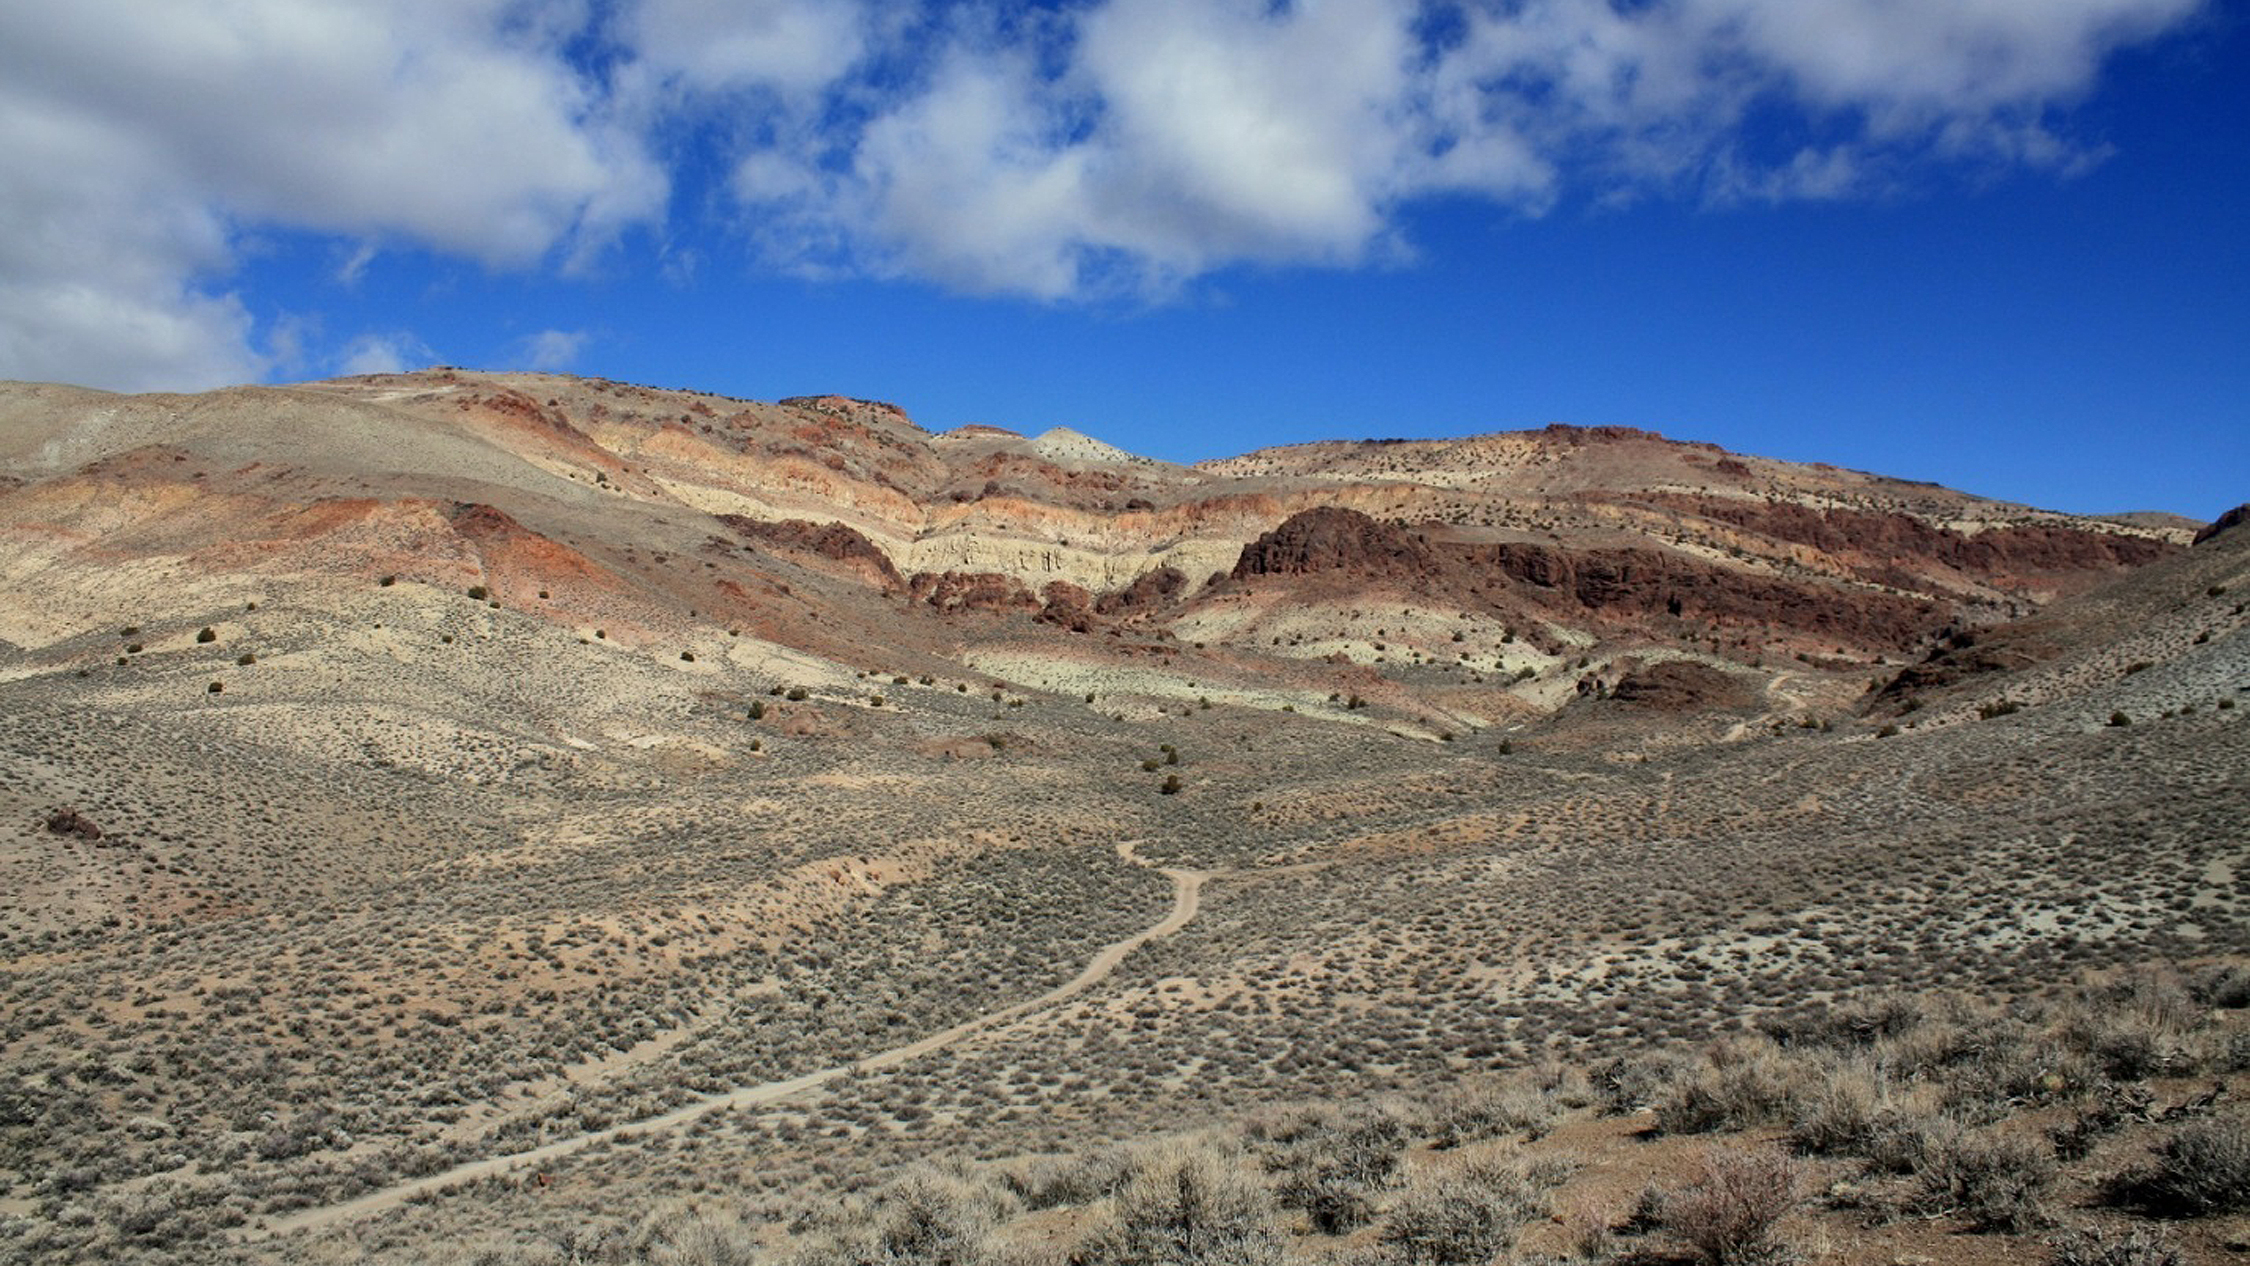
left=1, top=1, right=2242, bottom=518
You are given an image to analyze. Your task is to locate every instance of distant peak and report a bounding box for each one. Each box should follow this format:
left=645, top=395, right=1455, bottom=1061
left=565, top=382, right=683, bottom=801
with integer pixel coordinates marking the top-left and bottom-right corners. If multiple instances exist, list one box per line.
left=779, top=395, right=917, bottom=428
left=1031, top=427, right=1142, bottom=465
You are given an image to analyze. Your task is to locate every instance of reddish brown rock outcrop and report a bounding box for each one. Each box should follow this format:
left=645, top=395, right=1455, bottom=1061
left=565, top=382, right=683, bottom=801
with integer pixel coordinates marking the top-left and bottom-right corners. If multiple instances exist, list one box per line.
left=717, top=516, right=903, bottom=590
left=1097, top=566, right=1189, bottom=615
left=1874, top=627, right=2055, bottom=703
left=2194, top=503, right=2250, bottom=545
left=445, top=501, right=617, bottom=597
left=909, top=571, right=1040, bottom=614
left=1629, top=494, right=2177, bottom=582
left=1231, top=508, right=1437, bottom=580
left=44, top=807, right=102, bottom=841
left=1038, top=581, right=1097, bottom=632
left=1608, top=661, right=1757, bottom=711
left=1471, top=541, right=1942, bottom=648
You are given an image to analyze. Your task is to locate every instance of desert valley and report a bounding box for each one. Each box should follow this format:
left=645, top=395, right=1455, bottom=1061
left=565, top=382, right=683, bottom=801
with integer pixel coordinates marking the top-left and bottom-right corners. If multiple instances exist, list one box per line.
left=0, top=369, right=2243, bottom=1266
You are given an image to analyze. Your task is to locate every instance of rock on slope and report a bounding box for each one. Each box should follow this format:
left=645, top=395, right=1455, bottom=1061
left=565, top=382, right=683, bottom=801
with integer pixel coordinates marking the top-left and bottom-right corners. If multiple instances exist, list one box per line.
left=0, top=369, right=2193, bottom=734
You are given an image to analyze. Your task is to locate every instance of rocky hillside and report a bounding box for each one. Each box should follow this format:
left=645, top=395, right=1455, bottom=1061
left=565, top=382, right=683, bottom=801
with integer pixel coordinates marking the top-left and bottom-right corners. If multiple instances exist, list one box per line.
left=0, top=370, right=2197, bottom=740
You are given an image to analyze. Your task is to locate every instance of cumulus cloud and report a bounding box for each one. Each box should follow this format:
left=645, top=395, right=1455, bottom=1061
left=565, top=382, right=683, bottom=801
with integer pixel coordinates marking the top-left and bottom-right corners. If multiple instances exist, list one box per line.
left=337, top=331, right=433, bottom=376
left=519, top=328, right=592, bottom=371
left=717, top=0, right=2206, bottom=296
left=618, top=0, right=868, bottom=99
left=0, top=0, right=665, bottom=390
left=0, top=0, right=2212, bottom=388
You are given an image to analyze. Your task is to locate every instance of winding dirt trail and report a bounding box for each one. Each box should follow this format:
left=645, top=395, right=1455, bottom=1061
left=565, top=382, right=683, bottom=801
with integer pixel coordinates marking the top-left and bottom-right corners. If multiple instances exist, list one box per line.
left=256, top=845, right=1211, bottom=1241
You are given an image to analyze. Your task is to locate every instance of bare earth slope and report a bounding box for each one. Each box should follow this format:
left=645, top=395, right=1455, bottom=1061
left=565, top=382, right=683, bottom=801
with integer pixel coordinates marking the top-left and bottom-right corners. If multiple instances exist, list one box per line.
left=0, top=372, right=2239, bottom=1264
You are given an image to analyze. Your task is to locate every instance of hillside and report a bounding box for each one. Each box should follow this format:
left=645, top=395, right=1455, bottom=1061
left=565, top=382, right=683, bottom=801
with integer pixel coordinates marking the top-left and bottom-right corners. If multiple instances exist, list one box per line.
left=0, top=371, right=2241, bottom=1265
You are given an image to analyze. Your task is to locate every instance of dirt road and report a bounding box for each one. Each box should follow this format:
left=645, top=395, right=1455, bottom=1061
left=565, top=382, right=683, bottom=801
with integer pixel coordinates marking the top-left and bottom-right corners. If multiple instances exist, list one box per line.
left=257, top=846, right=1209, bottom=1240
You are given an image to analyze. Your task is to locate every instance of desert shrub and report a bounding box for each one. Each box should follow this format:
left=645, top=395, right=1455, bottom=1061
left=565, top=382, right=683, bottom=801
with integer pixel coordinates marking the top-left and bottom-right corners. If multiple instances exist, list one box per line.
left=378, top=575, right=396, bottom=586
left=1662, top=1146, right=1804, bottom=1266
left=1427, top=1079, right=1558, bottom=1148
left=466, top=586, right=488, bottom=600
left=1915, top=1123, right=2055, bottom=1232
left=1264, top=1105, right=1405, bottom=1232
left=2189, top=963, right=2250, bottom=1009
left=631, top=1205, right=763, bottom=1266
left=1785, top=1057, right=1898, bottom=1157
left=2106, top=1116, right=2250, bottom=1216
left=1380, top=1159, right=1548, bottom=1265
left=196, top=626, right=216, bottom=643
left=2058, top=970, right=2199, bottom=1079
left=748, top=701, right=766, bottom=720
left=2047, top=1228, right=2184, bottom=1266
left=2050, top=1082, right=2154, bottom=1162
left=794, top=1169, right=1009, bottom=1266
left=1655, top=1037, right=1794, bottom=1134
left=1766, top=993, right=1926, bottom=1051
left=1001, top=1147, right=1133, bottom=1209
left=1080, top=1140, right=1286, bottom=1266
left=1591, top=1055, right=1674, bottom=1116
left=787, top=687, right=810, bottom=701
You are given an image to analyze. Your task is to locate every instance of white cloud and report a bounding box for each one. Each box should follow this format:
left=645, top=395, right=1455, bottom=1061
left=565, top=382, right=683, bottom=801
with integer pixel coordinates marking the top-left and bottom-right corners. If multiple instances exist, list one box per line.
left=619, top=0, right=867, bottom=98
left=520, top=328, right=592, bottom=371
left=711, top=0, right=2205, bottom=297
left=337, top=331, right=433, bottom=377
left=0, top=0, right=2214, bottom=385
left=0, top=0, right=665, bottom=391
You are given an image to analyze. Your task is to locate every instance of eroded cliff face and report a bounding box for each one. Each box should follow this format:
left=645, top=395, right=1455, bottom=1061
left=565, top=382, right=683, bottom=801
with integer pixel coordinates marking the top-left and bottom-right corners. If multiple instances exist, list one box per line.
left=1220, top=507, right=1946, bottom=655
left=0, top=368, right=2195, bottom=725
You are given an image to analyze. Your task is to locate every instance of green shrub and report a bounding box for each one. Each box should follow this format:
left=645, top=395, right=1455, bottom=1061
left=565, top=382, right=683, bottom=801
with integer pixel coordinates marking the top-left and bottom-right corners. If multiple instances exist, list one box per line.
left=466, top=585, right=488, bottom=600
left=195, top=626, right=216, bottom=643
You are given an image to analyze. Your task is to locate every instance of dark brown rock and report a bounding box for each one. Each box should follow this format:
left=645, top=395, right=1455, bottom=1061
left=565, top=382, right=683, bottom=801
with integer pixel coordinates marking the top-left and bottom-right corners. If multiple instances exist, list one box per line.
left=717, top=516, right=904, bottom=589
left=44, top=807, right=101, bottom=841
left=1096, top=566, right=1188, bottom=614
left=1473, top=541, right=1942, bottom=649
left=2194, top=503, right=2250, bottom=545
left=1608, top=661, right=1756, bottom=711
left=908, top=571, right=1040, bottom=614
left=1232, top=508, right=1436, bottom=580
left=1628, top=494, right=2177, bottom=580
